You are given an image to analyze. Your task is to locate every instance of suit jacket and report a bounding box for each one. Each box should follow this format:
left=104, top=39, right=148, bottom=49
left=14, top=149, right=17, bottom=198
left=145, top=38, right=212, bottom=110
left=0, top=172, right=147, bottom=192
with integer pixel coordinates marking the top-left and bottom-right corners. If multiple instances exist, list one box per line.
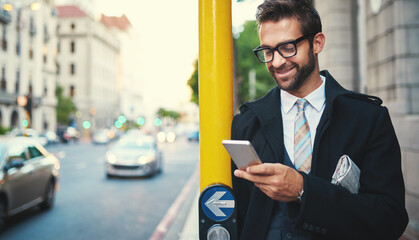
left=231, top=70, right=408, bottom=240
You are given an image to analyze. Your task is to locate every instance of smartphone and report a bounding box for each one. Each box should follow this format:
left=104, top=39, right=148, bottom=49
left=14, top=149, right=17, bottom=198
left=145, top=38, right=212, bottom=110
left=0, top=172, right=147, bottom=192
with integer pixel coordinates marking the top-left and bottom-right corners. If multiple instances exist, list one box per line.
left=222, top=140, right=262, bottom=170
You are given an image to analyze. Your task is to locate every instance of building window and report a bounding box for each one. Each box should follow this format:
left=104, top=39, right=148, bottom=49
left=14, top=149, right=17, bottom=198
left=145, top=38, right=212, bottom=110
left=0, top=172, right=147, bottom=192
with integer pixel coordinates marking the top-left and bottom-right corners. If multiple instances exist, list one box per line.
left=2, top=24, right=7, bottom=51
left=70, top=85, right=75, bottom=97
left=15, top=70, right=20, bottom=94
left=70, top=41, right=75, bottom=53
left=29, top=47, right=33, bottom=59
left=1, top=66, right=6, bottom=91
left=70, top=63, right=75, bottom=75
left=44, top=78, right=47, bottom=96
left=57, top=41, right=60, bottom=53
left=71, top=23, right=76, bottom=31
left=56, top=63, right=60, bottom=75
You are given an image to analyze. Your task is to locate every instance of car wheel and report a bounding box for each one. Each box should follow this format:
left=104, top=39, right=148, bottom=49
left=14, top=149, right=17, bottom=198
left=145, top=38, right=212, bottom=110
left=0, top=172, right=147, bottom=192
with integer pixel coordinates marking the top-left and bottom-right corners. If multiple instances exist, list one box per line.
left=0, top=198, right=6, bottom=231
left=39, top=180, right=55, bottom=210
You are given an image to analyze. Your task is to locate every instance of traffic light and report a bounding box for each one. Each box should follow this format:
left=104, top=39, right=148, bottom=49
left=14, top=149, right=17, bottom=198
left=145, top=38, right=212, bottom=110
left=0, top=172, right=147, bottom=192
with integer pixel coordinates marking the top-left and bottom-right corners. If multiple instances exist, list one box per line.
left=137, top=117, right=145, bottom=126
left=118, top=115, right=127, bottom=124
left=154, top=118, right=162, bottom=127
left=24, top=94, right=32, bottom=119
left=114, top=120, right=123, bottom=129
left=82, top=121, right=91, bottom=129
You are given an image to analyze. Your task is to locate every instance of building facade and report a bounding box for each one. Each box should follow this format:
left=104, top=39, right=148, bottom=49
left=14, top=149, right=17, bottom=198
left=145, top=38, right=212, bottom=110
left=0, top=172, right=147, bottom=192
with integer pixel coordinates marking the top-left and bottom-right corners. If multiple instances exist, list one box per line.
left=56, top=5, right=120, bottom=134
left=315, top=0, right=418, bottom=238
left=100, top=14, right=145, bottom=125
left=0, top=0, right=57, bottom=134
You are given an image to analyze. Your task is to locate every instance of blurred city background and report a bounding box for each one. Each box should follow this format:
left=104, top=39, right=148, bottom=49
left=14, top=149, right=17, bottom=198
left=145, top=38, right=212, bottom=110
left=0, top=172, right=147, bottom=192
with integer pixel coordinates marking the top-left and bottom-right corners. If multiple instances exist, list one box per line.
left=0, top=0, right=417, bottom=239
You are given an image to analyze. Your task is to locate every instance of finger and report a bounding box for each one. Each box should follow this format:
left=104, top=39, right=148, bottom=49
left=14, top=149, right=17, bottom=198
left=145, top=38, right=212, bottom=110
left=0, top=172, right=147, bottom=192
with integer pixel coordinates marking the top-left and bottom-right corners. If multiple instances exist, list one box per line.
left=247, top=163, right=284, bottom=175
left=234, top=169, right=267, bottom=184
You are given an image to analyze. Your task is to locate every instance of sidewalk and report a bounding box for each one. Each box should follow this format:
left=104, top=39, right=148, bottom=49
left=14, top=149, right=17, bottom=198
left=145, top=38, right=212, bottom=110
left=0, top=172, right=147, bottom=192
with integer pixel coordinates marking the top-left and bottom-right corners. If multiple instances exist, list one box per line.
left=161, top=182, right=199, bottom=240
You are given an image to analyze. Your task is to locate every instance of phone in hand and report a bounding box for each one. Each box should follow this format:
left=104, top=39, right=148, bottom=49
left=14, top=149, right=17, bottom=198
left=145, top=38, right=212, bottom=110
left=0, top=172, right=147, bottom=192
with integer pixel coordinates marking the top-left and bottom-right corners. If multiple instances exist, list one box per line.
left=222, top=140, right=262, bottom=170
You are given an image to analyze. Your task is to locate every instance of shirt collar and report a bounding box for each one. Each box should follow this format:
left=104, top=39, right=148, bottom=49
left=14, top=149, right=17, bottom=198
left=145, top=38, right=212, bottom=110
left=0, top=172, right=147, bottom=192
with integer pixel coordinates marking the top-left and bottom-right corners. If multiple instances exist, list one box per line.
left=281, top=75, right=326, bottom=113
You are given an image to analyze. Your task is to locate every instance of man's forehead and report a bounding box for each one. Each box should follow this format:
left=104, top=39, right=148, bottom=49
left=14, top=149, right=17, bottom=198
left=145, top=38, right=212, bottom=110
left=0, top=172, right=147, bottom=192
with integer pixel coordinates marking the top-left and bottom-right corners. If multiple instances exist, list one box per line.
left=259, top=19, right=303, bottom=43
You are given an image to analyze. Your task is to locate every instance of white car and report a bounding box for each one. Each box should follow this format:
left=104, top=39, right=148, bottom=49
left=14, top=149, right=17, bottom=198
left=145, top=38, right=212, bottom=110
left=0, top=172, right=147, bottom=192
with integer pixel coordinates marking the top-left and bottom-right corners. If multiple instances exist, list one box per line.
left=105, top=134, right=162, bottom=177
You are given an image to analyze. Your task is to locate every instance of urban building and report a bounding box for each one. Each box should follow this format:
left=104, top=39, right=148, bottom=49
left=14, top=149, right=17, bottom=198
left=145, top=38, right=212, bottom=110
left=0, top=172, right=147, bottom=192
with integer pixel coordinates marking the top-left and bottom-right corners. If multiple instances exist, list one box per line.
left=0, top=0, right=58, bottom=133
left=56, top=5, right=120, bottom=134
left=100, top=14, right=145, bottom=125
left=315, top=0, right=418, bottom=238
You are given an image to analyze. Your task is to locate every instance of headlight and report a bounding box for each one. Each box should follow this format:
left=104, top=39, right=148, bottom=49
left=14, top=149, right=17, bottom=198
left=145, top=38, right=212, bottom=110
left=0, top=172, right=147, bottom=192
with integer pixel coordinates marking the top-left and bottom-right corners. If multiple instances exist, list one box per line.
left=137, top=154, right=156, bottom=165
left=106, top=153, right=117, bottom=164
left=137, top=156, right=149, bottom=165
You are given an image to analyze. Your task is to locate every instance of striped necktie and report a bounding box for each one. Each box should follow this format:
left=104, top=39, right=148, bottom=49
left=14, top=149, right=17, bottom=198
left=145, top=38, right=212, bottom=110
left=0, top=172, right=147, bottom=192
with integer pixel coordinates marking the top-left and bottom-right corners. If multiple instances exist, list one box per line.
left=294, top=98, right=312, bottom=173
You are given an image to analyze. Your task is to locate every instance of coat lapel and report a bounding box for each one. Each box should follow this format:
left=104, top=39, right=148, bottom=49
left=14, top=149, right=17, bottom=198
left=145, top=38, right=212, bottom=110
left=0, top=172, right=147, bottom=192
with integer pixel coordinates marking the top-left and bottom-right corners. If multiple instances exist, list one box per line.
left=245, top=87, right=284, bottom=164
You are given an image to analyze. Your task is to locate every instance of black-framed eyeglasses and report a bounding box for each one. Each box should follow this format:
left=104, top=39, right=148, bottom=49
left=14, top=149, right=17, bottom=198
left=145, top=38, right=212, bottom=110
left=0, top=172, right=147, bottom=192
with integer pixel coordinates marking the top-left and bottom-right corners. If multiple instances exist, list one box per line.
left=253, top=34, right=311, bottom=63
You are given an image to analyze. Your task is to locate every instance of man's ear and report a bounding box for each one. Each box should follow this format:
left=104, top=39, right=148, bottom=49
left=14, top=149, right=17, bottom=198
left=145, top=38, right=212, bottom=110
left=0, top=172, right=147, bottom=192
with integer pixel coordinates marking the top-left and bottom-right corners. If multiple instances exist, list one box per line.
left=312, top=32, right=325, bottom=54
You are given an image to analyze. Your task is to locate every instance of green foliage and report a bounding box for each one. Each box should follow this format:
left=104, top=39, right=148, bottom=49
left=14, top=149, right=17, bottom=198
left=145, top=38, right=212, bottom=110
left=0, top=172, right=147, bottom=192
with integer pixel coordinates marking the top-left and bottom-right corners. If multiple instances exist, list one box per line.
left=187, top=20, right=276, bottom=107
left=234, top=20, right=275, bottom=104
left=187, top=59, right=199, bottom=106
left=56, top=86, right=76, bottom=124
left=156, top=108, right=181, bottom=122
left=0, top=125, right=10, bottom=135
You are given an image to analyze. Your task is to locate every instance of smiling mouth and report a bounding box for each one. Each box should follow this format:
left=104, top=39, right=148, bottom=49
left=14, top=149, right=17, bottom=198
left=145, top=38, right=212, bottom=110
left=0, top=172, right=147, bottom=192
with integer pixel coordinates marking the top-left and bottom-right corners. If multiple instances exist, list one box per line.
left=276, top=66, right=295, bottom=76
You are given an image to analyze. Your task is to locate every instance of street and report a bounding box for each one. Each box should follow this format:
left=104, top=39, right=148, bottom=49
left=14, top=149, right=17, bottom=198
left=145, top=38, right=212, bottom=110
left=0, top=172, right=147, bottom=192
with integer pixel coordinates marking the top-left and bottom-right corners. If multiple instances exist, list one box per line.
left=1, top=136, right=199, bottom=240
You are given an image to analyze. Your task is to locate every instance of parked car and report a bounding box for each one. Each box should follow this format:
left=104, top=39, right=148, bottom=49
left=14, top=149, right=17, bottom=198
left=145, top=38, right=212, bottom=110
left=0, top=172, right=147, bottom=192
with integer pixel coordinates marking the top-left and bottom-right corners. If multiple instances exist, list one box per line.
left=57, top=126, right=80, bottom=143
left=41, top=131, right=60, bottom=146
left=11, top=128, right=48, bottom=147
left=0, top=137, right=60, bottom=230
left=187, top=131, right=199, bottom=142
left=105, top=134, right=162, bottom=177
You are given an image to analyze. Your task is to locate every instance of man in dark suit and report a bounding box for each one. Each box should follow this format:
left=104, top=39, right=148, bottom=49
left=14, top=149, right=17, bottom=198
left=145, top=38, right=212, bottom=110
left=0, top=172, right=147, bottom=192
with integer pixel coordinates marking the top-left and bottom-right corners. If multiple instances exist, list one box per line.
left=231, top=0, right=408, bottom=239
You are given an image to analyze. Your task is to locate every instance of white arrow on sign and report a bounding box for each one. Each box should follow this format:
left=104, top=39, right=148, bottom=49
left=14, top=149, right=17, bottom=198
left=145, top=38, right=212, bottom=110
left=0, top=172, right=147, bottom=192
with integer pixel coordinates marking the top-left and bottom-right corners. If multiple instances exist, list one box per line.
left=204, top=191, right=235, bottom=217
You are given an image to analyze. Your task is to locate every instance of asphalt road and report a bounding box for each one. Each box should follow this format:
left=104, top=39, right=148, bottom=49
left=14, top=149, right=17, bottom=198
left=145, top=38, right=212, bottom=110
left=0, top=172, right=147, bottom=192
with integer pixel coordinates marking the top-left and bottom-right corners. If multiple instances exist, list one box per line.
left=1, top=136, right=199, bottom=240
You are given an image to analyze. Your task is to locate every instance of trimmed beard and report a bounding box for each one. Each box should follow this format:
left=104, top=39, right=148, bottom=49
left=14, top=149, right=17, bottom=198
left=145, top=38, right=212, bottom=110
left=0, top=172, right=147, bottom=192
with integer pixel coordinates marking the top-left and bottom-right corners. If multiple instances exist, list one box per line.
left=269, top=49, right=316, bottom=92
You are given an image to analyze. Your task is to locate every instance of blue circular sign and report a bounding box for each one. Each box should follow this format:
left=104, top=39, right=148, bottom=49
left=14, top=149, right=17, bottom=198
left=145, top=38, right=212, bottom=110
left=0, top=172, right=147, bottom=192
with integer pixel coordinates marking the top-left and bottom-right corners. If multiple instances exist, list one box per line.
left=200, top=185, right=235, bottom=222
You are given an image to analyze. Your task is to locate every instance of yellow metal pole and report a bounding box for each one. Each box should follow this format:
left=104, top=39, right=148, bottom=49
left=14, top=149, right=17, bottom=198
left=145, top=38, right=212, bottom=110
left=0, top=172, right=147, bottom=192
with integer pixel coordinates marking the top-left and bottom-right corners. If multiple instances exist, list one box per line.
left=199, top=0, right=233, bottom=191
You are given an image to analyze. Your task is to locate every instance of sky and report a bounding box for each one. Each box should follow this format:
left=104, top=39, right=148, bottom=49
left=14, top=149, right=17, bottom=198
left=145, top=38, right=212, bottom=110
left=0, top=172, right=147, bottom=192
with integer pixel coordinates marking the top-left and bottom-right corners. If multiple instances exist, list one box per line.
left=95, top=0, right=263, bottom=116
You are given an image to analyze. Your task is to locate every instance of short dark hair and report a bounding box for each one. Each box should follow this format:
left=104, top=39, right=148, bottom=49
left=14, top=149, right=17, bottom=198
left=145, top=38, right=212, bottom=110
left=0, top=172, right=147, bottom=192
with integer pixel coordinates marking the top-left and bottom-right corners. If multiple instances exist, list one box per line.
left=256, top=0, right=322, bottom=38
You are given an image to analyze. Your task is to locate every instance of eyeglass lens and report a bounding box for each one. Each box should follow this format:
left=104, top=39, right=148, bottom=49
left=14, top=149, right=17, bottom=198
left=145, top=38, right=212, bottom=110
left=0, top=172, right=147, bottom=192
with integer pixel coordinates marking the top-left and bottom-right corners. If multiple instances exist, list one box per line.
left=256, top=43, right=296, bottom=62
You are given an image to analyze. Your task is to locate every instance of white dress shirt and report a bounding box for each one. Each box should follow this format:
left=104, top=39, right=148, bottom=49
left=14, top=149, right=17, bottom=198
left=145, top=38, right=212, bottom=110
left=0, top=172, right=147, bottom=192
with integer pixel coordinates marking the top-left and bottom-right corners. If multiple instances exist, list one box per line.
left=281, top=75, right=326, bottom=164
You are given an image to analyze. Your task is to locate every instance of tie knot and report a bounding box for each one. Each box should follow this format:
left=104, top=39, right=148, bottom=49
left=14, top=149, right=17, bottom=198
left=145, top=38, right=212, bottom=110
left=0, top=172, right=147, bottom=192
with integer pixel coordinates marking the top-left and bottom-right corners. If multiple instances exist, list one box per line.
left=296, top=98, right=309, bottom=111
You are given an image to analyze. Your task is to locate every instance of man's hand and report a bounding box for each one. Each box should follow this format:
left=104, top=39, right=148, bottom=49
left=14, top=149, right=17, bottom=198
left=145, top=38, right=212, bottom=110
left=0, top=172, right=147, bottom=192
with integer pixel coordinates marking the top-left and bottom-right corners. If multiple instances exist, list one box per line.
left=234, top=163, right=303, bottom=202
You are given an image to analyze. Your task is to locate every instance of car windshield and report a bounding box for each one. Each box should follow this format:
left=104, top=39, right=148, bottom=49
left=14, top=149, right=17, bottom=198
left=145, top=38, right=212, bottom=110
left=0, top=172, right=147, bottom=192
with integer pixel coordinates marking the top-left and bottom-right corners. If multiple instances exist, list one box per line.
left=113, top=137, right=154, bottom=150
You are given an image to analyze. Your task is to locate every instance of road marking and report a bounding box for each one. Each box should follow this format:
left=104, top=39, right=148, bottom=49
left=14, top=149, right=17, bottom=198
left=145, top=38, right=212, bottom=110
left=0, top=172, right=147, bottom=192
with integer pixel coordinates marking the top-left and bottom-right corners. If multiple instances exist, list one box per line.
left=149, top=164, right=199, bottom=240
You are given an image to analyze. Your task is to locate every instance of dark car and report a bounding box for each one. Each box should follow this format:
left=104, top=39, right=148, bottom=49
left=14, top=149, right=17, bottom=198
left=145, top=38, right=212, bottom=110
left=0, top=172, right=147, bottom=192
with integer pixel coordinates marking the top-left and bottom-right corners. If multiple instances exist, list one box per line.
left=0, top=137, right=60, bottom=230
left=105, top=134, right=163, bottom=177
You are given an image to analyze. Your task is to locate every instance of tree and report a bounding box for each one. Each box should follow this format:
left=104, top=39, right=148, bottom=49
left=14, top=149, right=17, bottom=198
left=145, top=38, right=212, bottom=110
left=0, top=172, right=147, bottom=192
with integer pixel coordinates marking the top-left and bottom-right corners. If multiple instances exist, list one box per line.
left=56, top=86, right=76, bottom=124
left=187, top=20, right=275, bottom=107
left=156, top=108, right=181, bottom=126
left=187, top=59, right=199, bottom=106
left=234, top=20, right=275, bottom=104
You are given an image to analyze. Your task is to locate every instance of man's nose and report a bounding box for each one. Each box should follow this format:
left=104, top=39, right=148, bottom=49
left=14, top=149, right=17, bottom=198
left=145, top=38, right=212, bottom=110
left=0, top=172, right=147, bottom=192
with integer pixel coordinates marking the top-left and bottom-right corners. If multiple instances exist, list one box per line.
left=271, top=51, right=287, bottom=68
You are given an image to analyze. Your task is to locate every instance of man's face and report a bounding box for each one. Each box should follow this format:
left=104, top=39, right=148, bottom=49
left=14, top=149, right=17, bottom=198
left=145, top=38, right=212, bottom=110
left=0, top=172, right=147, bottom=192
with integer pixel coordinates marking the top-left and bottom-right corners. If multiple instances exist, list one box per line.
left=259, top=18, right=316, bottom=93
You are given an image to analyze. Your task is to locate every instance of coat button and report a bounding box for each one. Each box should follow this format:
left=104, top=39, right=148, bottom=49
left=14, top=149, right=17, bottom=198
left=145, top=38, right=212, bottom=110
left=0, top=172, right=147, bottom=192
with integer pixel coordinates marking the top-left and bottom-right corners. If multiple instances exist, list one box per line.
left=309, top=225, right=315, bottom=231
left=303, top=223, right=309, bottom=229
left=315, top=226, right=321, bottom=233
left=286, top=232, right=293, bottom=239
left=321, top=228, right=327, bottom=234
